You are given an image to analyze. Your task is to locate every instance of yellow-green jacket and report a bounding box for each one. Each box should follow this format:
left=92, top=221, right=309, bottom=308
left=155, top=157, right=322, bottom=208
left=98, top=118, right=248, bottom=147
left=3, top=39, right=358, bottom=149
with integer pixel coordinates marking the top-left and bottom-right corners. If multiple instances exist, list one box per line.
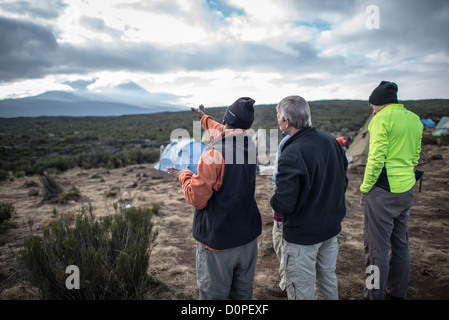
left=360, top=104, right=423, bottom=194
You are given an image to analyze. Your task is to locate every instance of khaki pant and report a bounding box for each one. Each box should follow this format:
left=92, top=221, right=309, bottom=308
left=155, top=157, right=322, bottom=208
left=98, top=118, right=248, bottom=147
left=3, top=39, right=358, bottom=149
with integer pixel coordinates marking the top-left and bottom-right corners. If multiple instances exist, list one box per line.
left=283, top=236, right=339, bottom=300
left=272, top=218, right=287, bottom=291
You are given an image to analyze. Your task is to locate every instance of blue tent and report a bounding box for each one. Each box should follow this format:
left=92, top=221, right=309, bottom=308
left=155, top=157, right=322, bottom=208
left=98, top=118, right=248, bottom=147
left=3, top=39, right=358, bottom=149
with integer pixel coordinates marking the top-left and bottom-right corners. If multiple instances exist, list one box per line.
left=154, top=139, right=206, bottom=174
left=421, top=118, right=436, bottom=128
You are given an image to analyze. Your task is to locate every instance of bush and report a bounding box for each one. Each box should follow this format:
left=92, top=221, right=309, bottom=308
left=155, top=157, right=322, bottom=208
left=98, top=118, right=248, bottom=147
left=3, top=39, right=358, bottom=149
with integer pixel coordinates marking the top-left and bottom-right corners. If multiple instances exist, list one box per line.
left=39, top=173, right=64, bottom=202
left=58, top=186, right=81, bottom=204
left=78, top=151, right=109, bottom=169
left=422, top=135, right=438, bottom=145
left=439, top=135, right=449, bottom=146
left=151, top=202, right=160, bottom=214
left=39, top=155, right=76, bottom=173
left=0, top=201, right=15, bottom=224
left=0, top=168, right=8, bottom=181
left=18, top=204, right=158, bottom=299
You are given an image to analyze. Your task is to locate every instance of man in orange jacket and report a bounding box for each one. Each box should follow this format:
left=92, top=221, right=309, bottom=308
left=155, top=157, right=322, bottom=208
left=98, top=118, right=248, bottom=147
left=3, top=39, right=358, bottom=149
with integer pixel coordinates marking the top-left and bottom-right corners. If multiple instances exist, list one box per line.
left=167, top=98, right=262, bottom=300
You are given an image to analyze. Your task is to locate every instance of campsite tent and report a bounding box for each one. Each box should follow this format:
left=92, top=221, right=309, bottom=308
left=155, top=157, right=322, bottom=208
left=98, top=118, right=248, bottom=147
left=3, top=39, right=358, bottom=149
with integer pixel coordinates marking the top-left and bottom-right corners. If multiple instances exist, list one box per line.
left=154, top=139, right=206, bottom=174
left=346, top=113, right=374, bottom=166
left=421, top=118, right=436, bottom=128
left=432, top=117, right=449, bottom=136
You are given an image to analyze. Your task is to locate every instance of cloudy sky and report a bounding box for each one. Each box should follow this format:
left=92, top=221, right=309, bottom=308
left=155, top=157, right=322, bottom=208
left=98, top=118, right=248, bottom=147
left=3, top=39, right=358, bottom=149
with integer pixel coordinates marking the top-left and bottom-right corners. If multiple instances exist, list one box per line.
left=0, top=0, right=448, bottom=108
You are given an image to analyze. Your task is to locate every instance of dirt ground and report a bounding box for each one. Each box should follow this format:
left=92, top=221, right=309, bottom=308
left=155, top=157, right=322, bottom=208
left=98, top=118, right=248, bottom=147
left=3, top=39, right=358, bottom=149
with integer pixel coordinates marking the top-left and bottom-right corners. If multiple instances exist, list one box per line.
left=1, top=144, right=448, bottom=300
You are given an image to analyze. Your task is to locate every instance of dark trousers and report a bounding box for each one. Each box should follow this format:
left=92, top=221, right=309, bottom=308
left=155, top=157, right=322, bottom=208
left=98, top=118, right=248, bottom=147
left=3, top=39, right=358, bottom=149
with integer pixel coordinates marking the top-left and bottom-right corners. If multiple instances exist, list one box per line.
left=361, top=186, right=415, bottom=299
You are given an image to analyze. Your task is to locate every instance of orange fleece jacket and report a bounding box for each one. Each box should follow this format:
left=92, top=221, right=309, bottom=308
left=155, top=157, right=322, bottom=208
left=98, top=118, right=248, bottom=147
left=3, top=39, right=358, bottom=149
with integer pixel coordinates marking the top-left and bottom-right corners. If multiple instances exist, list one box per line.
left=178, top=115, right=248, bottom=209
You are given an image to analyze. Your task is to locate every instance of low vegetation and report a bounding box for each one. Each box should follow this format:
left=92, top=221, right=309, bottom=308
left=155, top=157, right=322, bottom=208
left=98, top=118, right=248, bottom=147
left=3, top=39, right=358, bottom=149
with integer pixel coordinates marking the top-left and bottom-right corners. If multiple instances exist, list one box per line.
left=0, top=202, right=15, bottom=233
left=17, top=204, right=159, bottom=299
left=1, top=99, right=448, bottom=300
left=0, top=99, right=448, bottom=179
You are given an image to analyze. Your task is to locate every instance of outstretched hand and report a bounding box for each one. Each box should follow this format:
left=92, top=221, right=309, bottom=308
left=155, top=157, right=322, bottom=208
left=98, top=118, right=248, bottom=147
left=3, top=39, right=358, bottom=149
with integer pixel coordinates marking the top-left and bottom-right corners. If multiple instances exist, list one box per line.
left=191, top=104, right=206, bottom=119
left=167, top=166, right=190, bottom=178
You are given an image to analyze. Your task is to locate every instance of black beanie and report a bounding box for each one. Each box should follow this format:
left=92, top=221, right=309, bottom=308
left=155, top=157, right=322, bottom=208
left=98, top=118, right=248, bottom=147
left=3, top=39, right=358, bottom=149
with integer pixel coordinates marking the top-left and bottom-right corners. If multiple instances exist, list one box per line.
left=223, top=97, right=255, bottom=129
left=369, top=81, right=398, bottom=105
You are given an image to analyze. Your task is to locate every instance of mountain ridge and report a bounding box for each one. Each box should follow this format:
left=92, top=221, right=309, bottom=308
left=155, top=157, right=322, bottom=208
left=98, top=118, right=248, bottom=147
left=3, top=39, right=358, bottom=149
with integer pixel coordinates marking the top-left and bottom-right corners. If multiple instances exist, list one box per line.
left=0, top=81, right=189, bottom=117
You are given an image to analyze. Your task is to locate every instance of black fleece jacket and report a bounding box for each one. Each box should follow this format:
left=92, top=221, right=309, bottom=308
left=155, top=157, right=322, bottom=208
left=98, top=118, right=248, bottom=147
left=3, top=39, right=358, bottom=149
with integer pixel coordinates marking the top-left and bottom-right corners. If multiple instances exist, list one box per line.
left=270, top=126, right=348, bottom=245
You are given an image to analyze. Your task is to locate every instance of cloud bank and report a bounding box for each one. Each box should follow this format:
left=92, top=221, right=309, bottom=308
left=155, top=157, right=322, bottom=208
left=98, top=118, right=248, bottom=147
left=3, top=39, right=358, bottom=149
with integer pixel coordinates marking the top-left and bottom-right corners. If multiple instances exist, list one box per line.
left=0, top=0, right=448, bottom=107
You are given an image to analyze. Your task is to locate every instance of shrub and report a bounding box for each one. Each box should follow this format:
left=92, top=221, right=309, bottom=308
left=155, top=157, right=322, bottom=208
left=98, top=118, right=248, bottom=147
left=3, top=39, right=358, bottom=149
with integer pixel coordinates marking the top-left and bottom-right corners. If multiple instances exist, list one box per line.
left=0, top=201, right=15, bottom=225
left=18, top=204, right=158, bottom=299
left=422, top=135, right=438, bottom=145
left=58, top=186, right=81, bottom=204
left=151, top=202, right=160, bottom=214
left=78, top=151, right=109, bottom=169
left=439, top=135, right=449, bottom=146
left=0, top=168, right=9, bottom=181
left=39, top=155, right=76, bottom=173
left=39, top=173, right=64, bottom=202
left=105, top=187, right=120, bottom=198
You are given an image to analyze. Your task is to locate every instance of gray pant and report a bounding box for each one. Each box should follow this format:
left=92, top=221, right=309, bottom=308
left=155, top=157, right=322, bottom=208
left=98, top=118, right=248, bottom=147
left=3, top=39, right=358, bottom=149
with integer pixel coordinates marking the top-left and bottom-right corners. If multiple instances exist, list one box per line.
left=361, top=186, right=415, bottom=299
left=196, top=239, right=258, bottom=300
left=283, top=236, right=339, bottom=300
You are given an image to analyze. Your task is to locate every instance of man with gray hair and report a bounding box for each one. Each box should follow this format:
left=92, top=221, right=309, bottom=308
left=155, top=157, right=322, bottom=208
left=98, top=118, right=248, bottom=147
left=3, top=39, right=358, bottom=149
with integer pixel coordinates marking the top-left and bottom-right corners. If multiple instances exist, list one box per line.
left=270, top=95, right=348, bottom=300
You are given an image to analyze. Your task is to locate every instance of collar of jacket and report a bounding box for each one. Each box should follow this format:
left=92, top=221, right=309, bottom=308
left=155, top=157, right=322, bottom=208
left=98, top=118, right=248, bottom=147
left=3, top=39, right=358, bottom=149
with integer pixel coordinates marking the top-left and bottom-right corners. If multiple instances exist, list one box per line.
left=375, top=103, right=404, bottom=115
left=281, top=126, right=313, bottom=152
left=220, top=128, right=247, bottom=139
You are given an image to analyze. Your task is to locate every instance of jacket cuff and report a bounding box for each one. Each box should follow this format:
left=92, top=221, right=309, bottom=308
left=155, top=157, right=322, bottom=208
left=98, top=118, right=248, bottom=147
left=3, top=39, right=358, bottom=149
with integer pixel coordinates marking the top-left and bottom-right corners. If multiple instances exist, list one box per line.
left=360, top=184, right=371, bottom=193
left=178, top=169, right=192, bottom=183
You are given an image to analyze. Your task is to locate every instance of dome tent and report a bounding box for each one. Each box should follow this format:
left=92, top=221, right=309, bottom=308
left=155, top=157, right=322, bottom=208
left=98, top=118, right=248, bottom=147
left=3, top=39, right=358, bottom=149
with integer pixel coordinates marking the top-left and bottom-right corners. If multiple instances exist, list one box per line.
left=420, top=118, right=436, bottom=128
left=154, top=138, right=206, bottom=174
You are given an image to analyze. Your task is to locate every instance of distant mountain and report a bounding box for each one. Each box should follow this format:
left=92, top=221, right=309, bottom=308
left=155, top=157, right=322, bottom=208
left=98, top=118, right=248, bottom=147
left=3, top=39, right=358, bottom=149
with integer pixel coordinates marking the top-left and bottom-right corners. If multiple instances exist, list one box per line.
left=0, top=82, right=188, bottom=117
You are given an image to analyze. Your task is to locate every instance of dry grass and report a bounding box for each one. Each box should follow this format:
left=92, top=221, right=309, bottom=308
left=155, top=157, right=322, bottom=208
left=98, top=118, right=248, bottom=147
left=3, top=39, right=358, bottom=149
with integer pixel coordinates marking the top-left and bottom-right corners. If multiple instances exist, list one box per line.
left=1, top=144, right=449, bottom=300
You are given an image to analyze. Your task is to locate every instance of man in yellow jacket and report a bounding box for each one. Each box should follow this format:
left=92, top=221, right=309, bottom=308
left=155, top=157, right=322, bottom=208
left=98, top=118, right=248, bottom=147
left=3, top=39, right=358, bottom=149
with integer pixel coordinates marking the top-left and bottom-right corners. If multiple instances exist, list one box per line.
left=361, top=81, right=423, bottom=300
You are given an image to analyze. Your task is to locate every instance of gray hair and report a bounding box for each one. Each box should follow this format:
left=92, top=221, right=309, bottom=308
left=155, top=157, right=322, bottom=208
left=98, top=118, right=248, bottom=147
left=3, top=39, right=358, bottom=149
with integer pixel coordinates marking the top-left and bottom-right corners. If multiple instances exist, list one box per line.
left=276, top=95, right=312, bottom=129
